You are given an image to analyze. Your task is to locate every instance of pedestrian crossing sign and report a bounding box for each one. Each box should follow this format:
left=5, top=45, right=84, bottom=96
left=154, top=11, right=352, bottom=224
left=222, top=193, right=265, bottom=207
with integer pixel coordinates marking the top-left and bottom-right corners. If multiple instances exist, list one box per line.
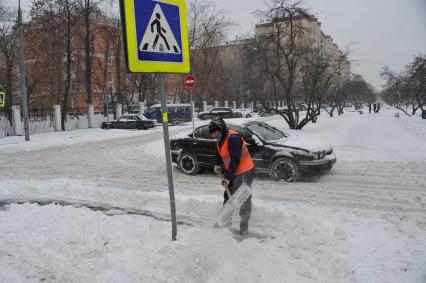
left=0, top=91, right=5, bottom=108
left=120, top=0, right=190, bottom=73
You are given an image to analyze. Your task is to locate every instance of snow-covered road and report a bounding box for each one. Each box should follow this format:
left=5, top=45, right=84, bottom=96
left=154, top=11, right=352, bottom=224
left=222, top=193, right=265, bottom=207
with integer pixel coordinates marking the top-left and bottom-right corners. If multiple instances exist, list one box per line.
left=1, top=108, right=425, bottom=282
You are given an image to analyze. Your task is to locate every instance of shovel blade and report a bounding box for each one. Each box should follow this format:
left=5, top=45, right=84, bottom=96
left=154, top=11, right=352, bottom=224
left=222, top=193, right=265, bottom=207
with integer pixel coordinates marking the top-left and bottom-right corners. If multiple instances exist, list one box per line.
left=217, top=184, right=252, bottom=227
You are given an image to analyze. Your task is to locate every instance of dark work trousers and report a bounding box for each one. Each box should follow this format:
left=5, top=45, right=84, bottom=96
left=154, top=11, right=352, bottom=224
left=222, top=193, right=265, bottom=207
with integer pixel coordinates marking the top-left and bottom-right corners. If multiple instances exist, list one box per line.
left=223, top=169, right=254, bottom=234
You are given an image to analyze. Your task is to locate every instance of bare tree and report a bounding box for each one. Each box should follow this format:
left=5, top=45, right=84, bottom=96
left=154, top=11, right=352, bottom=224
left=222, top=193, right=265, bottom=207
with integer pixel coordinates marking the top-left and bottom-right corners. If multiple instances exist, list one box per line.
left=344, top=74, right=376, bottom=110
left=381, top=67, right=413, bottom=115
left=297, top=48, right=349, bottom=128
left=0, top=0, right=18, bottom=123
left=98, top=14, right=124, bottom=117
left=254, top=0, right=312, bottom=129
left=188, top=0, right=233, bottom=108
left=58, top=0, right=81, bottom=130
left=407, top=56, right=426, bottom=119
left=78, top=0, right=106, bottom=106
left=381, top=56, right=426, bottom=118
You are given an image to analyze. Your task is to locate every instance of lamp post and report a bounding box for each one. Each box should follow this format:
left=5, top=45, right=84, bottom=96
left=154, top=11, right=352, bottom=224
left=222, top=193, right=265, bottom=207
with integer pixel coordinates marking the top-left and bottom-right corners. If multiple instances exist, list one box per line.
left=18, top=0, right=30, bottom=141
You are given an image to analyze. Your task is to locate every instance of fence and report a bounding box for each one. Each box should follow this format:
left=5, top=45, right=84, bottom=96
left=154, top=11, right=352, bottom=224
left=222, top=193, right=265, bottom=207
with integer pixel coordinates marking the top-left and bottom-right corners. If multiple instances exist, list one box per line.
left=0, top=115, right=14, bottom=138
left=27, top=108, right=56, bottom=135
left=1, top=105, right=120, bottom=139
left=0, top=106, right=128, bottom=138
left=64, top=113, right=110, bottom=131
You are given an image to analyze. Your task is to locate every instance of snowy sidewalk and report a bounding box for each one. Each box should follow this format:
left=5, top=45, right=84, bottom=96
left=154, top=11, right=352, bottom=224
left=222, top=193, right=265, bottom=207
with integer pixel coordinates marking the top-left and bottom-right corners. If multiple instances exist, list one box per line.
left=1, top=179, right=425, bottom=283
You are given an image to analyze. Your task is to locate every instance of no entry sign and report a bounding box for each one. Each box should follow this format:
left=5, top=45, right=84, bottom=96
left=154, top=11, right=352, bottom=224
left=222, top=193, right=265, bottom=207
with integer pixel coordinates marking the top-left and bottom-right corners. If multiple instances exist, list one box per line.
left=184, top=75, right=196, bottom=89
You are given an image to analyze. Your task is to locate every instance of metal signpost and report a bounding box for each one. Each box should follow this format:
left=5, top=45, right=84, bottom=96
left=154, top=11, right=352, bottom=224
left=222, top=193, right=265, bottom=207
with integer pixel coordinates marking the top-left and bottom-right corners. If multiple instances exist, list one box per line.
left=184, top=74, right=196, bottom=130
left=120, top=0, right=190, bottom=241
left=18, top=0, right=30, bottom=141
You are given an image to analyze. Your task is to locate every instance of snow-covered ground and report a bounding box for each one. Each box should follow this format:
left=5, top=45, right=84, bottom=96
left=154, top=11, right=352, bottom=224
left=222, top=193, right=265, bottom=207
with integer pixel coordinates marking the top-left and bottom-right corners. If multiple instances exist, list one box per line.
left=0, top=108, right=425, bottom=283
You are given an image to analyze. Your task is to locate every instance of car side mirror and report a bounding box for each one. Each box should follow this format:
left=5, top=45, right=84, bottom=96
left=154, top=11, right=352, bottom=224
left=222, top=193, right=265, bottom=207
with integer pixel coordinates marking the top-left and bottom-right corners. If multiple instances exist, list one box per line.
left=245, top=137, right=256, bottom=145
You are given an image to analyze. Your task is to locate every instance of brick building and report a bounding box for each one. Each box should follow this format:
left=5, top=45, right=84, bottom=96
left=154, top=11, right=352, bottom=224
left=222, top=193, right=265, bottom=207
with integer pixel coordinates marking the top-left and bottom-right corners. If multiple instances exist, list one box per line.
left=24, top=12, right=184, bottom=114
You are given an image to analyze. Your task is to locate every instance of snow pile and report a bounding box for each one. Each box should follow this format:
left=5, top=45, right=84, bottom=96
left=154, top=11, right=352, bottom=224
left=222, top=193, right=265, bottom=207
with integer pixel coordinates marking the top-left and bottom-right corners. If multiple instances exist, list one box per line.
left=1, top=179, right=425, bottom=283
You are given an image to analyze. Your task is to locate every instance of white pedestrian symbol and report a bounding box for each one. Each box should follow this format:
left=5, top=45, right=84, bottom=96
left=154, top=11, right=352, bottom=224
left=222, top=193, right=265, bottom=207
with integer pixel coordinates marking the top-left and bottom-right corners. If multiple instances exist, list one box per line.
left=139, top=4, right=181, bottom=54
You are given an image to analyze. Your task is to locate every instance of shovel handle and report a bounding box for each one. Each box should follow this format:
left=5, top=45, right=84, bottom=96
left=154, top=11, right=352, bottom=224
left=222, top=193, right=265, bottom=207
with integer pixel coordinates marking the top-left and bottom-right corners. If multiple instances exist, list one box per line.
left=224, top=186, right=232, bottom=199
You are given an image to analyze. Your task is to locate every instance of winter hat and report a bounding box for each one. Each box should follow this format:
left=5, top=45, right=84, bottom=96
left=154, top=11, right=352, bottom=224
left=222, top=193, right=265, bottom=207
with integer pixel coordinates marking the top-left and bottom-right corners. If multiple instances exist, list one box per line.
left=209, top=117, right=227, bottom=133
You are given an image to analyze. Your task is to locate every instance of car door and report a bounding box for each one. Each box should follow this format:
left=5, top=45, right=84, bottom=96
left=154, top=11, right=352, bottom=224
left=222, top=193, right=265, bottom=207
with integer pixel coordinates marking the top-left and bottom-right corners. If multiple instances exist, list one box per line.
left=116, top=116, right=127, bottom=128
left=120, top=115, right=130, bottom=129
left=191, top=125, right=217, bottom=166
left=127, top=116, right=137, bottom=129
left=209, top=108, right=219, bottom=119
left=223, top=109, right=234, bottom=119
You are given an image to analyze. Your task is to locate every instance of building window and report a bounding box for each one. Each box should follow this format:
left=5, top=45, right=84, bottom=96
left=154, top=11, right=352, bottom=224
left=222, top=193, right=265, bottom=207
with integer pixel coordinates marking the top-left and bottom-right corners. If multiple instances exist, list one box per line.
left=71, top=81, right=78, bottom=91
left=108, top=72, right=112, bottom=83
left=107, top=55, right=112, bottom=65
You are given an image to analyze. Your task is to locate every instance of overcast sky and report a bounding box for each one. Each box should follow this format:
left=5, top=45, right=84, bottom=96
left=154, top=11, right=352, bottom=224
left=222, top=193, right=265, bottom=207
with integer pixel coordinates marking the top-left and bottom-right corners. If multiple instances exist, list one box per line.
left=11, top=0, right=426, bottom=90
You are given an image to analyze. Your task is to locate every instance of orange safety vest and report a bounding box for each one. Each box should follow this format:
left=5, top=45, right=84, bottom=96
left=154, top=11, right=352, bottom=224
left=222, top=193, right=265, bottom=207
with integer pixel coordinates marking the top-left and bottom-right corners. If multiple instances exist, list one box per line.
left=217, top=130, right=254, bottom=176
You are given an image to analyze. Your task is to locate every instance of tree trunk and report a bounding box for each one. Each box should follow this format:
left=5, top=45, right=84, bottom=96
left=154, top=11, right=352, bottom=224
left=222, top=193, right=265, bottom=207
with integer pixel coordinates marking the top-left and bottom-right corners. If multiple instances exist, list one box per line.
left=412, top=104, right=419, bottom=115
left=5, top=61, right=13, bottom=125
left=329, top=105, right=336, bottom=117
left=84, top=1, right=93, bottom=105
left=61, top=4, right=72, bottom=131
left=103, top=42, right=110, bottom=117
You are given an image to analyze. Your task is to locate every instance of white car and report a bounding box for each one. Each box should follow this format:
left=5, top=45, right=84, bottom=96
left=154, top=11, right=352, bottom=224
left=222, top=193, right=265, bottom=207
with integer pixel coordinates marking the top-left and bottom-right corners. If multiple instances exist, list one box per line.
left=235, top=108, right=254, bottom=118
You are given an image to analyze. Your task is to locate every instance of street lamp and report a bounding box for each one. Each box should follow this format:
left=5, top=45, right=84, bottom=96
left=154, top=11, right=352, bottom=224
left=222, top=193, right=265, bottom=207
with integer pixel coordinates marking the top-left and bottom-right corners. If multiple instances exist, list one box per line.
left=18, top=0, right=30, bottom=141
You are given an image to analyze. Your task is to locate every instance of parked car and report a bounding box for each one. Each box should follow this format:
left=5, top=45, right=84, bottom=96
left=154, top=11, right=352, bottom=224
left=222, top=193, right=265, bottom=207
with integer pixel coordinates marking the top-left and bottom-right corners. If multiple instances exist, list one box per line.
left=198, top=107, right=243, bottom=120
left=145, top=104, right=193, bottom=123
left=235, top=108, right=253, bottom=118
left=101, top=114, right=156, bottom=130
left=170, top=121, right=336, bottom=182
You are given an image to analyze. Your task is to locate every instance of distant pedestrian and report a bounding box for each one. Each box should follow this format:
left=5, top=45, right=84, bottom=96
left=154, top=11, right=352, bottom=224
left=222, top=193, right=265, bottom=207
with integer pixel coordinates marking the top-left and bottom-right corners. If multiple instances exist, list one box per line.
left=369, top=104, right=372, bottom=114
left=373, top=103, right=377, bottom=113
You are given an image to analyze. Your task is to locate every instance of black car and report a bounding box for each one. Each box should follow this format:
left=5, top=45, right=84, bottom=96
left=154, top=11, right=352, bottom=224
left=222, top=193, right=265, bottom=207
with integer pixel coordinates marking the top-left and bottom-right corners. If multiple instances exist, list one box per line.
left=101, top=114, right=156, bottom=130
left=197, top=107, right=243, bottom=120
left=170, top=121, right=336, bottom=182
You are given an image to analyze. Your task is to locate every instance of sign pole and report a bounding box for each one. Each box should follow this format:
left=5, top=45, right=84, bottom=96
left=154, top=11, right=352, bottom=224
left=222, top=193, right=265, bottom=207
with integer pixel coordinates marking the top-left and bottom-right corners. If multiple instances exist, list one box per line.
left=18, top=0, right=30, bottom=141
left=190, top=89, right=195, bottom=130
left=183, top=74, right=196, bottom=130
left=159, top=73, right=177, bottom=241
left=120, top=0, right=190, bottom=241
left=107, top=86, right=111, bottom=128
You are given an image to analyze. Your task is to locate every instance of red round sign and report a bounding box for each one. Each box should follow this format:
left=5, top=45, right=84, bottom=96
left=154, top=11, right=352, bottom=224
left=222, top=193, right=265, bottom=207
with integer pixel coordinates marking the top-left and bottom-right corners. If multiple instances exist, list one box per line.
left=184, top=75, right=196, bottom=89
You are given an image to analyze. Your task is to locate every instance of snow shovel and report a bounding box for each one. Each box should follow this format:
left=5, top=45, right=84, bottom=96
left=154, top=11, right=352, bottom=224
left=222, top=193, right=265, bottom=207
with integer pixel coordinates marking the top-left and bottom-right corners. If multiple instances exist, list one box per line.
left=216, top=179, right=252, bottom=228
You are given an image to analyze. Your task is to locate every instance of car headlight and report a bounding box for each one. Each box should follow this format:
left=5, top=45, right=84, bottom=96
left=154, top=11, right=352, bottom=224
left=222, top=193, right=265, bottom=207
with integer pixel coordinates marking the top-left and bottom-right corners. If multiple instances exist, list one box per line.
left=317, top=151, right=325, bottom=159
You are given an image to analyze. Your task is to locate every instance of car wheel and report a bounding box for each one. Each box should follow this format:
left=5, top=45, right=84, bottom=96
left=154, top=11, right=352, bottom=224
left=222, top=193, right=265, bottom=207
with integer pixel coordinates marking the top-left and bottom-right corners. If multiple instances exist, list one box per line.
left=178, top=152, right=199, bottom=175
left=102, top=123, right=112, bottom=129
left=246, top=114, right=252, bottom=118
left=270, top=158, right=299, bottom=182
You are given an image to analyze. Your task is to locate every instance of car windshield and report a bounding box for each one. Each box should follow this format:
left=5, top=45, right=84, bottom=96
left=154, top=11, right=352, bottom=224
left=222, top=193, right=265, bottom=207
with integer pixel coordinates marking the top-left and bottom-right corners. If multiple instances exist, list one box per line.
left=246, top=122, right=287, bottom=141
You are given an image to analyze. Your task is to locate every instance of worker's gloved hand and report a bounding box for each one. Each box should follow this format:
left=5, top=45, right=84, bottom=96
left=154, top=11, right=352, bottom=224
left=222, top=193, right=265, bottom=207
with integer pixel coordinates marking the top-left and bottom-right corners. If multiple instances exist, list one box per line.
left=221, top=179, right=230, bottom=190
left=214, top=165, right=223, bottom=176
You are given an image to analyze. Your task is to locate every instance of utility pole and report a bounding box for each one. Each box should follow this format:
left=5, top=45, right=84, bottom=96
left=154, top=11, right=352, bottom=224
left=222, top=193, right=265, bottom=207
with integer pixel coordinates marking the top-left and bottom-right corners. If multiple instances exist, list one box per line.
left=18, top=0, right=30, bottom=141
